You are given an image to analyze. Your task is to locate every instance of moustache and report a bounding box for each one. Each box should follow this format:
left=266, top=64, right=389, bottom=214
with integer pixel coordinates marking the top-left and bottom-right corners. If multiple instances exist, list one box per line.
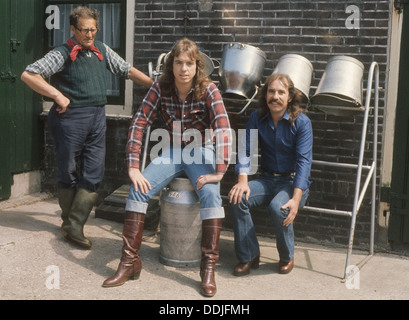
left=268, top=98, right=282, bottom=105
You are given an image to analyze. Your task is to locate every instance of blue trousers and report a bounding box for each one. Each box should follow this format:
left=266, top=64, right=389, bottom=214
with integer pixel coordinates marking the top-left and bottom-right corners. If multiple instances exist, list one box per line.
left=48, top=105, right=106, bottom=192
left=230, top=173, right=309, bottom=263
left=126, top=146, right=225, bottom=220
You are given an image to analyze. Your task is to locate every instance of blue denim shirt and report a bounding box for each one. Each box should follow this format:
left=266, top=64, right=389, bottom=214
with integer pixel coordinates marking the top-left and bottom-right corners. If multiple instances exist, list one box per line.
left=235, top=109, right=313, bottom=191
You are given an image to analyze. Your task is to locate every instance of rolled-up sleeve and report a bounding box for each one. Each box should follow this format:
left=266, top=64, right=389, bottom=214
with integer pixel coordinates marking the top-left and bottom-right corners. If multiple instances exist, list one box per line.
left=104, top=44, right=131, bottom=78
left=25, top=50, right=65, bottom=78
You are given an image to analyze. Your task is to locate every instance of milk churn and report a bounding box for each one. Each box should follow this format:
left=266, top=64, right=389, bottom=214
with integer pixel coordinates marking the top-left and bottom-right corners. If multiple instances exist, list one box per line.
left=159, top=177, right=201, bottom=267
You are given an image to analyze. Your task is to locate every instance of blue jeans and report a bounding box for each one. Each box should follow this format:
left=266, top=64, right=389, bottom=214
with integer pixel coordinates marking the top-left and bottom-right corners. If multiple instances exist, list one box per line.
left=48, top=105, right=106, bottom=192
left=126, top=145, right=225, bottom=220
left=231, top=172, right=309, bottom=263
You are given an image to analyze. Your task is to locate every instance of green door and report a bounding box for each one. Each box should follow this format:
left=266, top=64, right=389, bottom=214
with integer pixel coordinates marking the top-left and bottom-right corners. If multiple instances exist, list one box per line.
left=389, top=7, right=409, bottom=243
left=0, top=0, right=44, bottom=200
left=0, top=0, right=13, bottom=199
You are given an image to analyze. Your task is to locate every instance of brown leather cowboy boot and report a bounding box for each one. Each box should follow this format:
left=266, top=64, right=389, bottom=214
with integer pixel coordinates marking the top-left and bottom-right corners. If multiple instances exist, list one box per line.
left=200, top=218, right=222, bottom=297
left=102, top=211, right=145, bottom=287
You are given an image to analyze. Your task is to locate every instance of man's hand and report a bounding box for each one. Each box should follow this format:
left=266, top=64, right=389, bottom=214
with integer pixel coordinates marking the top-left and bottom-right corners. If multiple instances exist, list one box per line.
left=281, top=199, right=299, bottom=227
left=196, top=173, right=223, bottom=190
left=128, top=167, right=151, bottom=194
left=281, top=188, right=303, bottom=227
left=55, top=93, right=70, bottom=114
left=228, top=174, right=250, bottom=204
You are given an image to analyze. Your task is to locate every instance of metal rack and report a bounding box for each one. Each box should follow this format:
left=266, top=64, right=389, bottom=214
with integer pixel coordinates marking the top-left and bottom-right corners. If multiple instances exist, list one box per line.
left=303, top=61, right=380, bottom=281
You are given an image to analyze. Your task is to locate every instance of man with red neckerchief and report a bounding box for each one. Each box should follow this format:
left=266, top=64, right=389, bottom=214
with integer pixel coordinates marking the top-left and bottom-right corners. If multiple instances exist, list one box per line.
left=21, top=6, right=153, bottom=249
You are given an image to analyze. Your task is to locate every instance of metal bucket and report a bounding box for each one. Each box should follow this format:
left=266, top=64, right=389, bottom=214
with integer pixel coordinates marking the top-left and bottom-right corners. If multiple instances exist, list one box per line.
left=159, top=177, right=201, bottom=267
left=273, top=54, right=313, bottom=102
left=311, top=56, right=364, bottom=115
left=219, top=43, right=266, bottom=99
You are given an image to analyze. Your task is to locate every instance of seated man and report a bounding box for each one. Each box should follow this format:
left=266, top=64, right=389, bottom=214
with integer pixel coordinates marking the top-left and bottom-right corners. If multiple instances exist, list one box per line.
left=228, top=73, right=313, bottom=276
left=102, top=38, right=232, bottom=297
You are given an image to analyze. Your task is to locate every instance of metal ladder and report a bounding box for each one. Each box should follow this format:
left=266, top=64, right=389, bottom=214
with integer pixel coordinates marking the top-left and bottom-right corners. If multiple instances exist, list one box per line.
left=302, top=61, right=380, bottom=281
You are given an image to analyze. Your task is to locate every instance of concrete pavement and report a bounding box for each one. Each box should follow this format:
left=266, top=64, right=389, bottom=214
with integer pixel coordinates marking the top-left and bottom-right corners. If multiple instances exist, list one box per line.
left=1, top=193, right=409, bottom=301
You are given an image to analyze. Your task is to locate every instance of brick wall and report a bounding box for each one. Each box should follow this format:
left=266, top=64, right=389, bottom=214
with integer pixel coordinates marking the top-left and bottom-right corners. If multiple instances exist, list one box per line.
left=42, top=0, right=390, bottom=248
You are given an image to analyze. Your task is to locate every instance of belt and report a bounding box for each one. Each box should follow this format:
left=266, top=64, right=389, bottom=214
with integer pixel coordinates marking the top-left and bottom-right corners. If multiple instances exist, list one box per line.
left=263, top=170, right=295, bottom=177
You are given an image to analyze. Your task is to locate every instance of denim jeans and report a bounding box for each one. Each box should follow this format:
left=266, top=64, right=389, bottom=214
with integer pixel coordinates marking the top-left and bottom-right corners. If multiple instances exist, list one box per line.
left=48, top=105, right=106, bottom=192
left=230, top=172, right=309, bottom=263
left=126, top=145, right=225, bottom=220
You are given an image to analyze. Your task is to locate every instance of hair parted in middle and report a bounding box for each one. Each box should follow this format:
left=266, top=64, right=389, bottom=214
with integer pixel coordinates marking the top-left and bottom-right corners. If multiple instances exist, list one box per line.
left=159, top=38, right=211, bottom=100
left=258, top=73, right=306, bottom=125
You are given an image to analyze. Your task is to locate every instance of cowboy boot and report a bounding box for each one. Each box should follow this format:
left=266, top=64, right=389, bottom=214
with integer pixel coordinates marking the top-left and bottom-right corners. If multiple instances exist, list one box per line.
left=200, top=218, right=222, bottom=297
left=102, top=211, right=145, bottom=287
left=57, top=187, right=76, bottom=227
left=61, top=187, right=98, bottom=249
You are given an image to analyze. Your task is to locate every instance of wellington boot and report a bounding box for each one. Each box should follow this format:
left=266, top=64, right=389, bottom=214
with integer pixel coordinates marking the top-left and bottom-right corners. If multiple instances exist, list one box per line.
left=61, top=187, right=98, bottom=249
left=102, top=211, right=145, bottom=287
left=200, top=219, right=222, bottom=297
left=57, top=188, right=77, bottom=228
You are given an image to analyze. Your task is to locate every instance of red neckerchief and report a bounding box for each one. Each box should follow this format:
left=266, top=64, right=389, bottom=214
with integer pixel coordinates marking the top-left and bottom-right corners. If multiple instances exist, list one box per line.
left=65, top=38, right=103, bottom=62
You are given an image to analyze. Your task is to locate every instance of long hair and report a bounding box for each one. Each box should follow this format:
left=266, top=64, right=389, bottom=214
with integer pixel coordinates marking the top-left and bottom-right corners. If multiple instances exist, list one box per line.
left=258, top=73, right=306, bottom=124
left=159, top=38, right=211, bottom=100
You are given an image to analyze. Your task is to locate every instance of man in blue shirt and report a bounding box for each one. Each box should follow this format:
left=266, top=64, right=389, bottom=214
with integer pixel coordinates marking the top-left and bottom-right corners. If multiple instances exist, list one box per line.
left=228, top=73, right=313, bottom=275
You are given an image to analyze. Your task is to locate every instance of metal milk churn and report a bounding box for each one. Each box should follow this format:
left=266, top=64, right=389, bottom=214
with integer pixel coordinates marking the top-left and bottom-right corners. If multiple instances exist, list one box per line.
left=159, top=177, right=202, bottom=267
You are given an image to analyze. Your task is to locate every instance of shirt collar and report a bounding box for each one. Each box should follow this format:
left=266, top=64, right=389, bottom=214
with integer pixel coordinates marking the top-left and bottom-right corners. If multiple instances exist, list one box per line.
left=260, top=109, right=290, bottom=122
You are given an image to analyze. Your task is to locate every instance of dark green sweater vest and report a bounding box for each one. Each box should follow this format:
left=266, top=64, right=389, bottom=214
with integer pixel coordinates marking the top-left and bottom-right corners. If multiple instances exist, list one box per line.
left=51, top=41, right=108, bottom=107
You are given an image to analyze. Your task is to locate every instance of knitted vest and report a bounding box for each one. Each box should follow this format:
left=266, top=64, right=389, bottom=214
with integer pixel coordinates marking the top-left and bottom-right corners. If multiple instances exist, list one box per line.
left=51, top=41, right=108, bottom=107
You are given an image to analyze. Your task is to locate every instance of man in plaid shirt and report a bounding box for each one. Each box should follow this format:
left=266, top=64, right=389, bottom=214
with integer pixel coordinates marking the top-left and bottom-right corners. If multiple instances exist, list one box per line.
left=103, top=38, right=232, bottom=297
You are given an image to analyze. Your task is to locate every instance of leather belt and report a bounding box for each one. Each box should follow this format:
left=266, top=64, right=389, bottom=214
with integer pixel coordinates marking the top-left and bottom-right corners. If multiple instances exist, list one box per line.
left=263, top=170, right=295, bottom=177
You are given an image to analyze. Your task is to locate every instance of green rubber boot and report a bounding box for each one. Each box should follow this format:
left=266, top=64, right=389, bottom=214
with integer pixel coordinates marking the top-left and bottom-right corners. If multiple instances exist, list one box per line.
left=58, top=188, right=77, bottom=227
left=61, top=187, right=98, bottom=249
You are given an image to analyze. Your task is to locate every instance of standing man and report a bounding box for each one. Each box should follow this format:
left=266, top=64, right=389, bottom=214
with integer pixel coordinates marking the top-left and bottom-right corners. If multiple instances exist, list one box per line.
left=228, top=73, right=313, bottom=276
left=21, top=6, right=153, bottom=249
left=102, top=38, right=232, bottom=297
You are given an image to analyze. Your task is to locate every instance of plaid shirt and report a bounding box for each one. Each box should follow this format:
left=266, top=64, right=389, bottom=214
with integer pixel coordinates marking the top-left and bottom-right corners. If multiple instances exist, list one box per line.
left=127, top=81, right=232, bottom=174
left=25, top=39, right=130, bottom=78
